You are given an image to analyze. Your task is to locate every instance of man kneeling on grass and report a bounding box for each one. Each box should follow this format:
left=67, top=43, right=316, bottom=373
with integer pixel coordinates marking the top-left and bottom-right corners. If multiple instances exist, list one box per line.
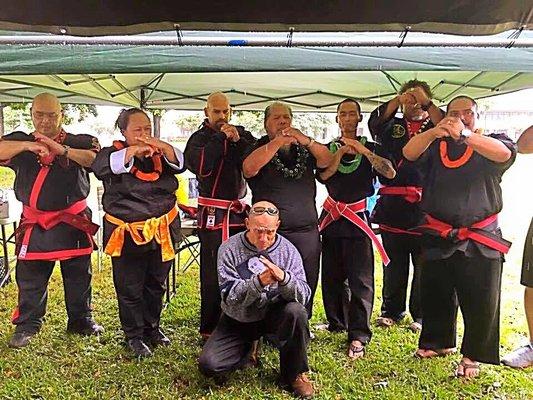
left=198, top=201, right=314, bottom=398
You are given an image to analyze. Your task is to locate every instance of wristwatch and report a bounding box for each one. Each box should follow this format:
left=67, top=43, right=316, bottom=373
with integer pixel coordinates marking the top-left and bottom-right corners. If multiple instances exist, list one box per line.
left=421, top=101, right=433, bottom=111
left=63, top=145, right=70, bottom=157
left=458, top=129, right=472, bottom=144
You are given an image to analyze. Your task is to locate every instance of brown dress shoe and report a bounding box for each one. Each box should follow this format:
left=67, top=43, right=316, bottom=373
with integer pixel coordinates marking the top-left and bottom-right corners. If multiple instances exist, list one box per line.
left=291, top=373, right=314, bottom=398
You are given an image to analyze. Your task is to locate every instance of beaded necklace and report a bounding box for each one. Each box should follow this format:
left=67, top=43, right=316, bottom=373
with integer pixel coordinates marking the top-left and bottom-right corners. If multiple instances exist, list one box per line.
left=270, top=144, right=309, bottom=179
left=329, top=137, right=367, bottom=174
left=406, top=118, right=430, bottom=137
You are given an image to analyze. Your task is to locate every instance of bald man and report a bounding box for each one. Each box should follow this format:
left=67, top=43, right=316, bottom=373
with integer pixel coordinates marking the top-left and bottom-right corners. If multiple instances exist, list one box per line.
left=199, top=201, right=314, bottom=398
left=0, top=92, right=103, bottom=349
left=184, top=92, right=256, bottom=339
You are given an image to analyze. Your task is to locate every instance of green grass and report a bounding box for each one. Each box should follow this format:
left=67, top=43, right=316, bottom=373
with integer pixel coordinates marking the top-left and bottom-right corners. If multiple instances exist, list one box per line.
left=0, top=252, right=531, bottom=400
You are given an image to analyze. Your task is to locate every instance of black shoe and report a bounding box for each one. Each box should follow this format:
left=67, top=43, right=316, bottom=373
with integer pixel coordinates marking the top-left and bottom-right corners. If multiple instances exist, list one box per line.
left=67, top=318, right=104, bottom=336
left=127, top=338, right=153, bottom=358
left=145, top=329, right=171, bottom=348
left=8, top=331, right=35, bottom=349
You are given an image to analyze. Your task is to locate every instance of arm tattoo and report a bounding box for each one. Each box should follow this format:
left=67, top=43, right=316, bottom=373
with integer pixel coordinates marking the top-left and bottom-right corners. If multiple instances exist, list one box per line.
left=366, top=152, right=396, bottom=179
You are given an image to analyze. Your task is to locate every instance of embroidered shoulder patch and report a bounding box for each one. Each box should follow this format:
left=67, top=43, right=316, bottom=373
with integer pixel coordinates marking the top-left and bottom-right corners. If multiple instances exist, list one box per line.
left=392, top=124, right=406, bottom=138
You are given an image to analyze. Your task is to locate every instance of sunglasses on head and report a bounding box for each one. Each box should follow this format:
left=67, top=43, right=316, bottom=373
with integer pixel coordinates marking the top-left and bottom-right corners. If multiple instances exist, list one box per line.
left=250, top=206, right=279, bottom=216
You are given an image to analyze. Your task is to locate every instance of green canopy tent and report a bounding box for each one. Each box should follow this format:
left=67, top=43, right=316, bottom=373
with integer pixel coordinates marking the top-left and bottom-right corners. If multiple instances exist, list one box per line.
left=0, top=1, right=530, bottom=112
left=0, top=30, right=531, bottom=112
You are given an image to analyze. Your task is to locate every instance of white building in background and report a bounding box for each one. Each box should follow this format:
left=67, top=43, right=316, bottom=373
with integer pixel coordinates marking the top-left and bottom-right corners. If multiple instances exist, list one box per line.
left=480, top=109, right=533, bottom=141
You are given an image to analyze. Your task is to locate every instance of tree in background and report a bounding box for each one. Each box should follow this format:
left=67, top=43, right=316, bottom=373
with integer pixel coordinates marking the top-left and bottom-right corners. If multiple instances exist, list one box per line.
left=174, top=109, right=335, bottom=140
left=174, top=112, right=204, bottom=137
left=232, top=110, right=264, bottom=136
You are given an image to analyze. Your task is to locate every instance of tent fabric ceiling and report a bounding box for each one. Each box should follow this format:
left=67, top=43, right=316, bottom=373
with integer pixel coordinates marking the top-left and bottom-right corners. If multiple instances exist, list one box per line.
left=0, top=71, right=530, bottom=113
left=0, top=1, right=531, bottom=36
left=0, top=31, right=531, bottom=112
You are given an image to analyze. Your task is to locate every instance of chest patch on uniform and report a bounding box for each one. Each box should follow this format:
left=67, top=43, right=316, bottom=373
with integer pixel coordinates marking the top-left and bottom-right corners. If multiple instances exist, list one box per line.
left=392, top=124, right=406, bottom=138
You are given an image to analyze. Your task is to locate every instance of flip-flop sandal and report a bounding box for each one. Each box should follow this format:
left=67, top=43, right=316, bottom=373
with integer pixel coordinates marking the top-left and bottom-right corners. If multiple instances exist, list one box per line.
left=347, top=342, right=365, bottom=359
left=455, top=360, right=480, bottom=378
left=408, top=322, right=422, bottom=332
left=376, top=317, right=395, bottom=327
left=414, top=348, right=456, bottom=359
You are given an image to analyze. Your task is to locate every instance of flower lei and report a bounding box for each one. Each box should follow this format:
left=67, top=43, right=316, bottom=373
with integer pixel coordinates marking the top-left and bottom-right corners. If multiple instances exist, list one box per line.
left=439, top=140, right=473, bottom=169
left=329, top=137, right=367, bottom=174
left=113, top=140, right=162, bottom=181
left=270, top=144, right=309, bottom=179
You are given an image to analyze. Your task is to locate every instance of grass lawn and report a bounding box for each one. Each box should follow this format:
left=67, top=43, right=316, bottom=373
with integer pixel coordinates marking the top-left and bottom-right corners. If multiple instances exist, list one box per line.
left=0, top=250, right=532, bottom=400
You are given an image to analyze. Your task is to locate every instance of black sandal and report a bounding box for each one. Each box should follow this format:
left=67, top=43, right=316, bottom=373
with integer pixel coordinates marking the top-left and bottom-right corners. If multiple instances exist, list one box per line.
left=347, top=342, right=365, bottom=359
left=455, top=360, right=480, bottom=378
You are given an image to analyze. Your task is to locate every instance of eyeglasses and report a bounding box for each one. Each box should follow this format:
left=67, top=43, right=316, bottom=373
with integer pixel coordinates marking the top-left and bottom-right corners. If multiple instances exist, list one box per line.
left=33, top=112, right=60, bottom=120
left=250, top=206, right=279, bottom=216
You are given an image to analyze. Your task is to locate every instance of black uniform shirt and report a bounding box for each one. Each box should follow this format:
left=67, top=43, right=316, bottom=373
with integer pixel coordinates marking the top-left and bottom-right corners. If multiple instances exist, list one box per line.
left=0, top=130, right=97, bottom=254
left=246, top=136, right=318, bottom=233
left=418, top=133, right=516, bottom=259
left=369, top=101, right=442, bottom=229
left=184, top=121, right=256, bottom=229
left=92, top=142, right=184, bottom=253
left=317, top=138, right=377, bottom=238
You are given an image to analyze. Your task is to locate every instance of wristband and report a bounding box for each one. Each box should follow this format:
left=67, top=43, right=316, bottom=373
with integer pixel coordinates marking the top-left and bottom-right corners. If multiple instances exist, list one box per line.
left=458, top=129, right=472, bottom=144
left=63, top=145, right=70, bottom=157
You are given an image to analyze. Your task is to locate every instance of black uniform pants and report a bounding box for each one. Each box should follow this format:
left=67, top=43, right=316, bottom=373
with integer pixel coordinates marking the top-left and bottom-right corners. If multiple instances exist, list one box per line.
left=198, top=227, right=243, bottom=335
left=321, top=235, right=374, bottom=343
left=380, top=232, right=423, bottom=322
left=112, top=249, right=171, bottom=340
left=280, top=228, right=321, bottom=319
left=419, top=251, right=502, bottom=364
left=13, top=255, right=93, bottom=334
left=199, top=301, right=310, bottom=384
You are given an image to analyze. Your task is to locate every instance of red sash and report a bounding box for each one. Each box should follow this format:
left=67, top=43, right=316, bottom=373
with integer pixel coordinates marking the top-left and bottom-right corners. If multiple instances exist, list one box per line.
left=17, top=165, right=98, bottom=260
left=417, top=213, right=511, bottom=254
left=319, top=196, right=390, bottom=265
left=378, top=186, right=423, bottom=203
left=197, top=196, right=249, bottom=241
left=379, top=224, right=422, bottom=236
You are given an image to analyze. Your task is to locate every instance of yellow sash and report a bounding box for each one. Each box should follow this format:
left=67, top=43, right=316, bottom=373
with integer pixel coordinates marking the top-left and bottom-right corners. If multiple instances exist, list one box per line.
left=104, top=204, right=178, bottom=262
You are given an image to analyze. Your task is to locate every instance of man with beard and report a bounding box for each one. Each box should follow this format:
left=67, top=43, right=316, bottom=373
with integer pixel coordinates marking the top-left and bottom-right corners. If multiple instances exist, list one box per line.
left=0, top=92, right=103, bottom=348
left=403, top=95, right=516, bottom=379
left=184, top=92, right=256, bottom=340
left=242, top=102, right=332, bottom=318
left=502, top=124, right=533, bottom=369
left=317, top=98, right=396, bottom=359
left=369, top=80, right=444, bottom=332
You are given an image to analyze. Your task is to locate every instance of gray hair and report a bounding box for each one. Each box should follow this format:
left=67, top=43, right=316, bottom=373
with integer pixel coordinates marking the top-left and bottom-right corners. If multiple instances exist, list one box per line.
left=263, top=102, right=293, bottom=127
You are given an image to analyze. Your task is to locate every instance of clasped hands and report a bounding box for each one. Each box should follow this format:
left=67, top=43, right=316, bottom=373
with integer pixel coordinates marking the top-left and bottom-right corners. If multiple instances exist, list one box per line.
left=433, top=117, right=467, bottom=140
left=273, top=127, right=312, bottom=147
left=129, top=136, right=166, bottom=158
left=28, top=132, right=62, bottom=159
left=257, top=255, right=286, bottom=287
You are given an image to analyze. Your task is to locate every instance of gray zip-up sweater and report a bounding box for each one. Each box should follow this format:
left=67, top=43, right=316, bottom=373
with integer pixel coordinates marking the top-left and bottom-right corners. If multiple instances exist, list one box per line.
left=218, top=231, right=311, bottom=323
